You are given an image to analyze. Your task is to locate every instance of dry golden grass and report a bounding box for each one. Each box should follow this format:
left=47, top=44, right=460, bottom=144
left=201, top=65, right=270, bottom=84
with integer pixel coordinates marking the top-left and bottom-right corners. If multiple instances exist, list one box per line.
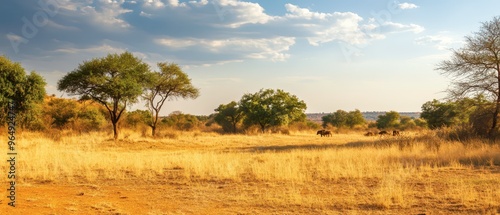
left=1, top=129, right=500, bottom=214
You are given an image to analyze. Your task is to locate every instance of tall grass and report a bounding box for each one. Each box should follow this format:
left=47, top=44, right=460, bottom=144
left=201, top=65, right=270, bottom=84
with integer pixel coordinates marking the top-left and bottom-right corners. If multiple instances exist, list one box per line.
left=1, top=130, right=499, bottom=210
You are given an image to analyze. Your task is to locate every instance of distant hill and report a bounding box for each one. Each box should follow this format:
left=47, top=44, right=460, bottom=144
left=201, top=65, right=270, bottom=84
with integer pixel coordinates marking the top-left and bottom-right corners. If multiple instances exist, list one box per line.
left=306, top=112, right=421, bottom=123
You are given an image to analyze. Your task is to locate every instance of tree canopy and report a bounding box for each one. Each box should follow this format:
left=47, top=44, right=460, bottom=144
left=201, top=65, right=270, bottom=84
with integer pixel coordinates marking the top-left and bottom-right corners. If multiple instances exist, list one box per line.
left=214, top=101, right=243, bottom=133
left=322, top=109, right=365, bottom=128
left=376, top=111, right=400, bottom=129
left=143, top=62, right=199, bottom=137
left=0, top=55, right=46, bottom=127
left=437, top=16, right=500, bottom=136
left=57, top=52, right=150, bottom=140
left=239, top=89, right=307, bottom=133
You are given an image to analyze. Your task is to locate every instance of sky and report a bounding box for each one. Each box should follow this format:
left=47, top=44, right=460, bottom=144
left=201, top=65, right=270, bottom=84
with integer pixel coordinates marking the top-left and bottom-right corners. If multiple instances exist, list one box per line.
left=1, top=0, right=500, bottom=116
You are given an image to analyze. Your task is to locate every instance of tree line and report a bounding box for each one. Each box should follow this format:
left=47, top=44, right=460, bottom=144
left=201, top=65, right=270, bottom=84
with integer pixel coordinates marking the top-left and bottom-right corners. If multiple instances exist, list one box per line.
left=3, top=16, right=500, bottom=139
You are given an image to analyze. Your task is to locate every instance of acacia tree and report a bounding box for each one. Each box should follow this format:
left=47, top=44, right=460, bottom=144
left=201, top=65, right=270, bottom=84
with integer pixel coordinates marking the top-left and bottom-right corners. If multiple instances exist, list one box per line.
left=58, top=52, right=150, bottom=140
left=437, top=16, right=500, bottom=137
left=239, top=89, right=307, bottom=133
left=143, top=62, right=199, bottom=137
left=0, top=56, right=46, bottom=127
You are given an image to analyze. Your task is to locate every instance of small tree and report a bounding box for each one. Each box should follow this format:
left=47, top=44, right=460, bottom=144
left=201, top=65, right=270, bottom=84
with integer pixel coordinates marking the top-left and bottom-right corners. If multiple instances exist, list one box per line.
left=322, top=109, right=366, bottom=129
left=125, top=109, right=152, bottom=128
left=239, top=89, right=307, bottom=133
left=346, top=109, right=366, bottom=128
left=162, top=111, right=200, bottom=131
left=437, top=16, right=500, bottom=137
left=45, top=97, right=78, bottom=128
left=58, top=52, right=150, bottom=140
left=214, top=101, right=243, bottom=133
left=421, top=99, right=460, bottom=129
left=322, top=110, right=348, bottom=128
left=144, top=62, right=199, bottom=137
left=421, top=96, right=490, bottom=129
left=376, top=111, right=400, bottom=129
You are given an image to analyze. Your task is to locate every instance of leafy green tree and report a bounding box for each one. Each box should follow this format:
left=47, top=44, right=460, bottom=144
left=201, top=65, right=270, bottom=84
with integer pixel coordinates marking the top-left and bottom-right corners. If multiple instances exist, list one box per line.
left=376, top=111, right=400, bottom=129
left=162, top=111, right=200, bottom=131
left=322, top=109, right=366, bottom=128
left=414, top=118, right=428, bottom=129
left=214, top=101, right=243, bottom=133
left=143, top=62, right=199, bottom=137
left=239, top=89, right=307, bottom=133
left=57, top=52, right=150, bottom=140
left=0, top=56, right=46, bottom=127
left=420, top=99, right=459, bottom=129
left=45, top=97, right=78, bottom=128
left=125, top=109, right=152, bottom=128
left=346, top=109, right=366, bottom=128
left=322, top=110, right=348, bottom=128
left=43, top=96, right=108, bottom=131
left=421, top=96, right=490, bottom=129
left=399, top=116, right=417, bottom=130
left=73, top=102, right=107, bottom=132
left=437, top=16, right=500, bottom=136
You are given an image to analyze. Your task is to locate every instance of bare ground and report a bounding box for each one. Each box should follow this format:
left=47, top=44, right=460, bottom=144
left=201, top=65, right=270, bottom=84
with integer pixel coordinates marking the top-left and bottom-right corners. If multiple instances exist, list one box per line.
left=2, top=167, right=500, bottom=215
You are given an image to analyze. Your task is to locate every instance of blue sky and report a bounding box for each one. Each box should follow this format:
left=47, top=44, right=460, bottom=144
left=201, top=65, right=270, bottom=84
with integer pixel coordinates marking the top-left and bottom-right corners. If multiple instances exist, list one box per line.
left=1, top=0, right=500, bottom=115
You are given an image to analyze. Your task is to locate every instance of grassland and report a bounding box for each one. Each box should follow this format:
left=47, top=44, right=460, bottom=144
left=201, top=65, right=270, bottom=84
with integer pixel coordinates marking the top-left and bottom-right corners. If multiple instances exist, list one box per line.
left=1, top=129, right=500, bottom=214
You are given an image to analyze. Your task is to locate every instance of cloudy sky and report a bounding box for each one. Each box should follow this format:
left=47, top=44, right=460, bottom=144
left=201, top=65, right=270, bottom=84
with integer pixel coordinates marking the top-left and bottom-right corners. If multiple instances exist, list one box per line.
left=2, top=0, right=500, bottom=115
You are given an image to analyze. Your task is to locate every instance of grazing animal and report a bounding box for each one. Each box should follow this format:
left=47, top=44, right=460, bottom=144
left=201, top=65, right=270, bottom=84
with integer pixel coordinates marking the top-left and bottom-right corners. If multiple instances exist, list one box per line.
left=393, top=130, right=400, bottom=136
left=378, top=130, right=389, bottom=136
left=316, top=130, right=332, bottom=137
left=322, top=130, right=332, bottom=137
left=317, top=130, right=325, bottom=136
left=364, top=131, right=375, bottom=136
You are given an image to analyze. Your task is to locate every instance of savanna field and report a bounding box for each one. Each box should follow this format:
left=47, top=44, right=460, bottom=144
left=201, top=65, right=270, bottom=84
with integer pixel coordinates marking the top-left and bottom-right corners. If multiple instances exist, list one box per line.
left=1, top=129, right=499, bottom=215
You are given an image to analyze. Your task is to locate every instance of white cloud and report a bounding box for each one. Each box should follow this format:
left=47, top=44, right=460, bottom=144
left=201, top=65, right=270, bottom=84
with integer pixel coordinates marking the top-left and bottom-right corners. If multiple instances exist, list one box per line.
left=13, top=1, right=430, bottom=67
left=189, top=0, right=208, bottom=6
left=53, top=44, right=126, bottom=54
left=140, top=11, right=153, bottom=17
left=6, top=33, right=25, bottom=43
left=143, top=0, right=165, bottom=8
left=156, top=37, right=296, bottom=61
left=285, top=4, right=329, bottom=20
left=415, top=34, right=461, bottom=50
left=282, top=4, right=368, bottom=45
left=46, top=20, right=80, bottom=31
left=212, top=0, right=275, bottom=27
left=81, top=3, right=132, bottom=28
left=380, top=22, right=424, bottom=34
left=53, top=0, right=133, bottom=29
left=398, top=2, right=419, bottom=10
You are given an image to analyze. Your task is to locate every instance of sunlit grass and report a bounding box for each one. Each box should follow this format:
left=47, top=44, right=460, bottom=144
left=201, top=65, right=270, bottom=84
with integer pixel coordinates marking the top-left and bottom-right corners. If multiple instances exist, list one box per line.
left=1, top=129, right=499, bottom=211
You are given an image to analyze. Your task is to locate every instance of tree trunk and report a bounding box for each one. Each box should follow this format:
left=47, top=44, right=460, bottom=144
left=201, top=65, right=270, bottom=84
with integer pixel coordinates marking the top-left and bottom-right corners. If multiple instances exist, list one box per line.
left=489, top=98, right=500, bottom=138
left=151, top=126, right=156, bottom=137
left=491, top=70, right=500, bottom=138
left=112, top=120, right=119, bottom=141
left=151, top=108, right=160, bottom=137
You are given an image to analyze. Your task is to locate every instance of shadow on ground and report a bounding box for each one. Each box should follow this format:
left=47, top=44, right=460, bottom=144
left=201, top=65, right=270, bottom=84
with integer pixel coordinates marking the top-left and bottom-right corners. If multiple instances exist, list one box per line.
left=232, top=135, right=434, bottom=153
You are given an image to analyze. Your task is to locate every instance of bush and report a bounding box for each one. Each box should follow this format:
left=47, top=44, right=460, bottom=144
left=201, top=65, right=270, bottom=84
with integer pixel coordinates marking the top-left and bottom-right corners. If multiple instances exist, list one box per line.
left=469, top=105, right=495, bottom=137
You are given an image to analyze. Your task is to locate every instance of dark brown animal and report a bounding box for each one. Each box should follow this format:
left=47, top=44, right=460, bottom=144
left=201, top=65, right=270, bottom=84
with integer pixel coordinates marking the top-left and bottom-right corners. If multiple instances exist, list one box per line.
left=393, top=130, right=400, bottom=136
left=364, top=131, right=375, bottom=136
left=322, top=130, right=332, bottom=137
left=378, top=130, right=389, bottom=136
left=316, top=130, right=332, bottom=137
left=317, top=130, right=325, bottom=136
